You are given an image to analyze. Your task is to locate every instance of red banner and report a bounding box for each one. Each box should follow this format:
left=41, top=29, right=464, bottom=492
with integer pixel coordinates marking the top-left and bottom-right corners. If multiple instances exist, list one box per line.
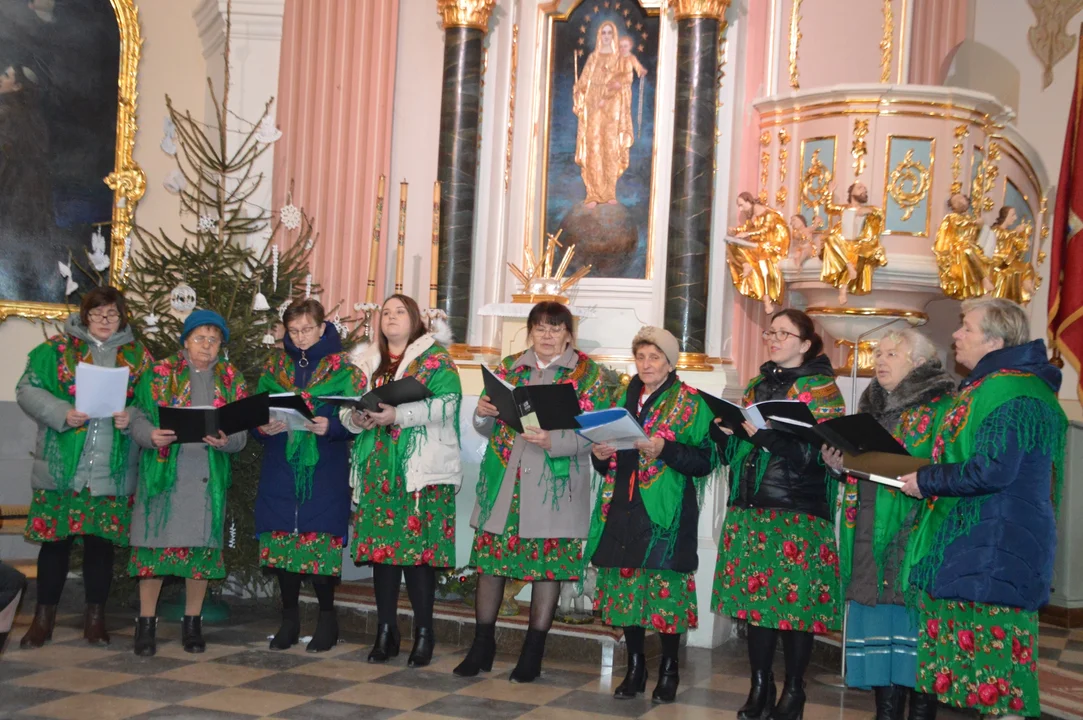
left=1049, top=23, right=1083, bottom=404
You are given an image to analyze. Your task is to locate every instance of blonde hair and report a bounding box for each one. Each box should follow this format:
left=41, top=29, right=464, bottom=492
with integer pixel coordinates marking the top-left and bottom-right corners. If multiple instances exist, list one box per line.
left=961, top=297, right=1030, bottom=348
left=880, top=328, right=937, bottom=365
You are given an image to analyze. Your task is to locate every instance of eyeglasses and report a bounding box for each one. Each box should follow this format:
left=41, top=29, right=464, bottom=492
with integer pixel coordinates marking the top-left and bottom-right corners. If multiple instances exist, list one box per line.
left=88, top=310, right=121, bottom=322
left=761, top=330, right=800, bottom=341
left=287, top=325, right=319, bottom=338
left=531, top=325, right=566, bottom=338
left=188, top=335, right=221, bottom=346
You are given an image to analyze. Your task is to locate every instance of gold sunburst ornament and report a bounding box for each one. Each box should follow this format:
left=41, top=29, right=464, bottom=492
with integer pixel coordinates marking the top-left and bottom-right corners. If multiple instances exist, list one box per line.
left=508, top=230, right=592, bottom=304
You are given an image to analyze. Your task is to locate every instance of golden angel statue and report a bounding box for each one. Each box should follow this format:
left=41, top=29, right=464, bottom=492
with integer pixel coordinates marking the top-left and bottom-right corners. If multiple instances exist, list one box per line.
left=934, top=193, right=993, bottom=300
left=789, top=213, right=824, bottom=267
left=573, top=21, right=643, bottom=208
left=989, top=206, right=1038, bottom=304
left=819, top=182, right=887, bottom=305
left=726, top=192, right=790, bottom=314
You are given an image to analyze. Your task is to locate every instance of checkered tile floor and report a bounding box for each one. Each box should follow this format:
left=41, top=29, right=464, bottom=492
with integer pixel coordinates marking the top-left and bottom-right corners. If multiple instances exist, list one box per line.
left=1, top=604, right=1077, bottom=720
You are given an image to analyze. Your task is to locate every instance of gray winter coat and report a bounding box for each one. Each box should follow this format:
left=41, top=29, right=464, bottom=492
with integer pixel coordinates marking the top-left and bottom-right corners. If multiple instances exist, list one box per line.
left=469, top=346, right=595, bottom=539
left=128, top=351, right=246, bottom=548
left=16, top=315, right=142, bottom=497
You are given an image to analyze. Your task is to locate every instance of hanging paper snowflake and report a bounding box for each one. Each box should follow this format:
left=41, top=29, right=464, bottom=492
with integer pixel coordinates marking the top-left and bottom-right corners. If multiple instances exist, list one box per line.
left=197, top=214, right=217, bottom=233
left=228, top=518, right=237, bottom=549
left=87, top=229, right=110, bottom=272
left=119, top=234, right=132, bottom=278
left=271, top=244, right=279, bottom=289
left=163, top=168, right=186, bottom=195
left=255, top=114, right=282, bottom=144
left=279, top=204, right=302, bottom=230
left=170, top=282, right=197, bottom=315
left=278, top=298, right=292, bottom=320
left=304, top=274, right=312, bottom=299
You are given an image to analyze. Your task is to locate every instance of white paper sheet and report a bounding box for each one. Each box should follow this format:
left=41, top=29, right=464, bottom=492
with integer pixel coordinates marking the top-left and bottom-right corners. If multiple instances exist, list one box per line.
left=74, top=363, right=130, bottom=419
left=269, top=408, right=312, bottom=432
left=575, top=409, right=649, bottom=451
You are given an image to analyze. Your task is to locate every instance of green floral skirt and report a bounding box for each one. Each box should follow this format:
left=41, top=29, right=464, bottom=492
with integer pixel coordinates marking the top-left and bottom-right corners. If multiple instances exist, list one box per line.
left=260, top=531, right=343, bottom=577
left=352, top=475, right=455, bottom=567
left=24, top=488, right=133, bottom=545
left=470, top=474, right=583, bottom=582
left=595, top=567, right=698, bottom=634
left=712, top=507, right=840, bottom=633
left=128, top=546, right=225, bottom=580
left=916, top=595, right=1039, bottom=716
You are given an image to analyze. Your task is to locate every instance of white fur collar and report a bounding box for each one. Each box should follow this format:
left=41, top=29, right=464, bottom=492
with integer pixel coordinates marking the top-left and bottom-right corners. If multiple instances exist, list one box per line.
left=349, top=334, right=437, bottom=380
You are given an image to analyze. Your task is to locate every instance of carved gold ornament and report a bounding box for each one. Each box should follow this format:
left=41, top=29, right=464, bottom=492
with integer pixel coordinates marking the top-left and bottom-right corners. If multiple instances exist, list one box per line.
left=670, top=0, right=731, bottom=21
left=951, top=124, right=969, bottom=195
left=776, top=129, right=790, bottom=209
left=436, top=0, right=496, bottom=32
left=834, top=338, right=878, bottom=376
left=851, top=119, right=869, bottom=177
left=504, top=24, right=519, bottom=192
left=788, top=0, right=802, bottom=89
left=971, top=142, right=1001, bottom=213
left=0, top=0, right=144, bottom=323
left=888, top=149, right=930, bottom=222
left=759, top=130, right=772, bottom=204
left=880, top=0, right=893, bottom=84
left=508, top=229, right=592, bottom=304
left=800, top=149, right=833, bottom=215
left=1027, top=0, right=1083, bottom=89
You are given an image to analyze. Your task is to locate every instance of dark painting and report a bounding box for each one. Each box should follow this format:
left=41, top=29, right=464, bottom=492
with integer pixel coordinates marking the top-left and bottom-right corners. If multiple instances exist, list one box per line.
left=0, top=0, right=119, bottom=304
left=543, top=0, right=659, bottom=279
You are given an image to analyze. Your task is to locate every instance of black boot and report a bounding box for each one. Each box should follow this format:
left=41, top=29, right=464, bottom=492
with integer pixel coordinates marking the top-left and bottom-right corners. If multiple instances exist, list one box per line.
left=182, top=615, right=206, bottom=654
left=307, top=610, right=339, bottom=653
left=19, top=604, right=57, bottom=649
left=367, top=622, right=400, bottom=663
left=509, top=629, right=548, bottom=683
left=769, top=677, right=806, bottom=720
left=738, top=671, right=777, bottom=720
left=407, top=627, right=434, bottom=667
left=651, top=656, right=680, bottom=704
left=908, top=690, right=938, bottom=720
left=453, top=623, right=496, bottom=677
left=613, top=653, right=648, bottom=699
left=133, top=616, right=157, bottom=657
left=269, top=607, right=300, bottom=650
left=875, top=685, right=908, bottom=720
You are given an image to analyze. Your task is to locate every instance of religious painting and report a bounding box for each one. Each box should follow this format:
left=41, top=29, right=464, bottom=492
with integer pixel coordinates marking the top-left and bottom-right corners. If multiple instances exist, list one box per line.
left=0, top=0, right=142, bottom=322
left=541, top=0, right=660, bottom=279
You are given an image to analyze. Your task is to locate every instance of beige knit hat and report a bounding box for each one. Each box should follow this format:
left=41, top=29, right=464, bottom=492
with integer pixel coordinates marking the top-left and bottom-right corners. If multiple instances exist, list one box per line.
left=632, top=326, right=680, bottom=368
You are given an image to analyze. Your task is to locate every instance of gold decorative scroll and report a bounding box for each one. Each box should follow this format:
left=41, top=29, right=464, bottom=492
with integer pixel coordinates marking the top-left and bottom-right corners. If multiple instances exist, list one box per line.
left=788, top=0, right=803, bottom=89
left=504, top=23, right=519, bottom=192
left=1038, top=191, right=1050, bottom=268
left=759, top=130, right=771, bottom=204
left=1, top=0, right=144, bottom=323
left=835, top=339, right=878, bottom=376
left=436, top=0, right=496, bottom=31
left=888, top=148, right=930, bottom=221
left=776, top=129, right=790, bottom=210
left=880, top=0, right=893, bottom=84
left=800, top=149, right=833, bottom=215
left=851, top=119, right=869, bottom=176
left=1027, top=0, right=1083, bottom=89
left=670, top=0, right=730, bottom=21
left=972, top=141, right=1001, bottom=213
left=951, top=124, right=969, bottom=195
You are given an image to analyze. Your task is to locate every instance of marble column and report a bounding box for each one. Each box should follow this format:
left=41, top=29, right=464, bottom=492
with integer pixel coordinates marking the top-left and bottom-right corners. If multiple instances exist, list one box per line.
left=664, top=0, right=729, bottom=366
left=435, top=0, right=495, bottom=352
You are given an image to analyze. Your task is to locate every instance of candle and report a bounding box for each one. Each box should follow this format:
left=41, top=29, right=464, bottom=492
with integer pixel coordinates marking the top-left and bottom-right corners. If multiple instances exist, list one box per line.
left=395, top=180, right=408, bottom=294
left=365, top=175, right=386, bottom=303
left=430, top=181, right=441, bottom=309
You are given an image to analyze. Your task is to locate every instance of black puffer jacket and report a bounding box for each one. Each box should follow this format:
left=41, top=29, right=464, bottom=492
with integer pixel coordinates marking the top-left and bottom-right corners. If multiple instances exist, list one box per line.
left=719, top=354, right=839, bottom=520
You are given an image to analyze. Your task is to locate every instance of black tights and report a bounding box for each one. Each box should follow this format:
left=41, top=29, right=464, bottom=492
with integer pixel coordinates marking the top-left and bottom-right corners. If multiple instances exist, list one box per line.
left=622, top=626, right=681, bottom=659
left=473, top=575, right=560, bottom=632
left=746, top=625, right=814, bottom=680
left=277, top=570, right=335, bottom=611
left=373, top=564, right=436, bottom=628
left=36, top=536, right=114, bottom=606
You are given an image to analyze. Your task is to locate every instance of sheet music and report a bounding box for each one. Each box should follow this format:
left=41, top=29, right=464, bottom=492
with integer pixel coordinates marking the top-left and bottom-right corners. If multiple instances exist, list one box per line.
left=74, top=363, right=130, bottom=418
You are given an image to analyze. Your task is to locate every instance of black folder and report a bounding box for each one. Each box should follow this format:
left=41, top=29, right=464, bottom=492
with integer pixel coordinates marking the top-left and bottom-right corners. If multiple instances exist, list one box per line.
left=268, top=393, right=315, bottom=421
left=768, top=412, right=929, bottom=478
left=699, top=391, right=817, bottom=444
left=158, top=392, right=270, bottom=444
left=323, top=377, right=433, bottom=413
left=480, top=365, right=582, bottom=434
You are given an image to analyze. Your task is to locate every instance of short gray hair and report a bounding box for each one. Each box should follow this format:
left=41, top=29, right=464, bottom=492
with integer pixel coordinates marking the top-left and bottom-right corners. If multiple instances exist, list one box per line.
left=961, top=297, right=1030, bottom=348
left=881, top=328, right=937, bottom=364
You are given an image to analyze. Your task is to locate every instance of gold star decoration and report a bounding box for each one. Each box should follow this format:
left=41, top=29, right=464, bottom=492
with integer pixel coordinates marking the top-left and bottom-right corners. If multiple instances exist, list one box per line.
left=636, top=22, right=643, bottom=30
left=578, top=37, right=585, bottom=45
left=626, top=19, right=632, bottom=26
left=580, top=24, right=586, bottom=32
left=641, top=31, right=647, bottom=39
left=638, top=43, right=644, bottom=52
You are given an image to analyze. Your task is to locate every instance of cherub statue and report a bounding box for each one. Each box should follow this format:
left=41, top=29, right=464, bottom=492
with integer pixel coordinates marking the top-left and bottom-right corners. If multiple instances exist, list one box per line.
left=933, top=193, right=993, bottom=300
left=988, top=206, right=1038, bottom=304
left=789, top=213, right=824, bottom=267
left=819, top=182, right=887, bottom=305
left=726, top=191, right=790, bottom=314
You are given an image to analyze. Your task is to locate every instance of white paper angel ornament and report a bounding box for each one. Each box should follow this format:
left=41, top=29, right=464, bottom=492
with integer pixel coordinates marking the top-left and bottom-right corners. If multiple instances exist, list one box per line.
left=87, top=229, right=110, bottom=272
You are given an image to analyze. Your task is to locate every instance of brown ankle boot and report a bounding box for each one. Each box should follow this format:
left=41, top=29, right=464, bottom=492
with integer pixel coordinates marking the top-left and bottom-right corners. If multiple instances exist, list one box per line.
left=20, top=604, right=57, bottom=649
left=84, top=604, right=110, bottom=646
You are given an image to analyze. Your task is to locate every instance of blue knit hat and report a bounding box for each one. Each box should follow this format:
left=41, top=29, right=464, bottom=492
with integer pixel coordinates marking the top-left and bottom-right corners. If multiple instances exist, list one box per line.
left=180, top=309, right=230, bottom=344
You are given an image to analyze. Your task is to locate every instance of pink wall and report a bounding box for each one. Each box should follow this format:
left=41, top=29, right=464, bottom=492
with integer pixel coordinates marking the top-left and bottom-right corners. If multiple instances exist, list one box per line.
left=908, top=0, right=969, bottom=85
left=272, top=0, right=400, bottom=312
left=784, top=0, right=902, bottom=89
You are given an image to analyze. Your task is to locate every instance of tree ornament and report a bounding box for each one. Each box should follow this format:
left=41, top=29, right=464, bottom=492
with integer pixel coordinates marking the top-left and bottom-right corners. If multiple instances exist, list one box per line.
left=161, top=116, right=177, bottom=155
left=228, top=517, right=237, bottom=549
left=278, top=298, right=292, bottom=320
left=255, top=114, right=282, bottom=144
left=253, top=289, right=270, bottom=311
left=163, top=168, right=186, bottom=195
left=261, top=332, right=276, bottom=346
left=170, top=282, right=197, bottom=316
left=331, top=313, right=347, bottom=338
left=144, top=312, right=160, bottom=335
left=279, top=204, right=302, bottom=230
left=57, top=260, right=78, bottom=296
left=304, top=273, right=312, bottom=298
left=119, top=234, right=132, bottom=278
left=197, top=214, right=217, bottom=233
left=271, top=244, right=279, bottom=289
left=87, top=229, right=110, bottom=272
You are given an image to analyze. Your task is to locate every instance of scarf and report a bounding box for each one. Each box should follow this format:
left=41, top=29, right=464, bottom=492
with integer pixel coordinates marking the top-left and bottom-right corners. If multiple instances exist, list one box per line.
left=838, top=361, right=955, bottom=596
left=22, top=333, right=152, bottom=494
left=900, top=369, right=1067, bottom=606
left=475, top=349, right=611, bottom=529
left=257, top=350, right=365, bottom=501
left=583, top=379, right=715, bottom=568
left=134, top=353, right=246, bottom=538
left=349, top=345, right=460, bottom=502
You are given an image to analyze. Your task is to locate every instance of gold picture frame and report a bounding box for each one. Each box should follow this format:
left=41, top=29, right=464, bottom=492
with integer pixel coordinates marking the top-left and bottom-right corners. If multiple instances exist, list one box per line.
left=0, top=0, right=145, bottom=323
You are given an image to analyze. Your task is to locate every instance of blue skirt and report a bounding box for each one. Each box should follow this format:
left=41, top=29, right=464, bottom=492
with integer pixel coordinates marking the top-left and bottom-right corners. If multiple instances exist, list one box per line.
left=845, top=601, right=918, bottom=689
